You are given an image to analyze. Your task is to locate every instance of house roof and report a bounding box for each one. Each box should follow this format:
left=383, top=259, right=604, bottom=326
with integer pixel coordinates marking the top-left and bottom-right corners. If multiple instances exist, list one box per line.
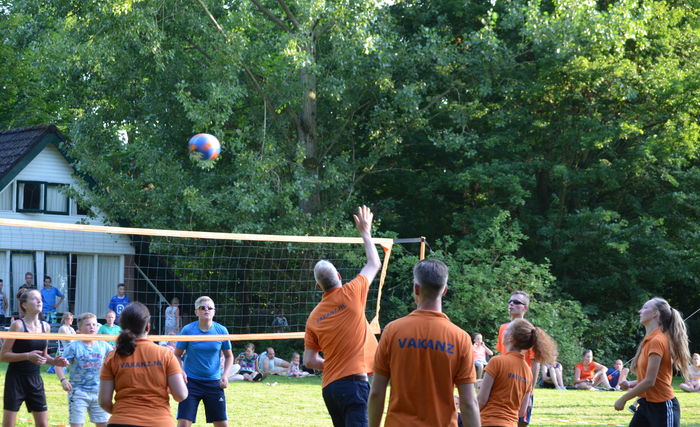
left=0, top=124, right=67, bottom=191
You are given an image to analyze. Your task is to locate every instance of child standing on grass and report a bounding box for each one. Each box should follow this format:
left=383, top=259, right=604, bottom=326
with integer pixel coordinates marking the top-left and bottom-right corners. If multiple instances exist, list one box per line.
left=56, top=312, right=113, bottom=427
left=287, top=352, right=310, bottom=377
left=97, top=310, right=121, bottom=347
left=165, top=296, right=180, bottom=335
left=478, top=318, right=557, bottom=427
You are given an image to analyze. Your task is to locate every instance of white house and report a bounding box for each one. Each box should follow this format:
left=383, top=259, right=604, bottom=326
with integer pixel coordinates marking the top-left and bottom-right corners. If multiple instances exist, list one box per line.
left=0, top=124, right=135, bottom=318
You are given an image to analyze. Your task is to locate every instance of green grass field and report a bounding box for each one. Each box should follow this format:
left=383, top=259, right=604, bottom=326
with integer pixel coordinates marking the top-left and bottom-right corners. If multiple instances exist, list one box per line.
left=1, top=366, right=698, bottom=426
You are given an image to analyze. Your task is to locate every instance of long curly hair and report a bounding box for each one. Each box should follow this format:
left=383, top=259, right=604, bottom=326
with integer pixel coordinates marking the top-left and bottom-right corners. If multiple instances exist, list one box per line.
left=507, top=318, right=558, bottom=365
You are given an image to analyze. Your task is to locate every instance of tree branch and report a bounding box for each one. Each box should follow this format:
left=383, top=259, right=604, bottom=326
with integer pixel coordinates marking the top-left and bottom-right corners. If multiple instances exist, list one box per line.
left=277, top=0, right=300, bottom=30
left=249, top=0, right=292, bottom=32
left=194, top=0, right=230, bottom=42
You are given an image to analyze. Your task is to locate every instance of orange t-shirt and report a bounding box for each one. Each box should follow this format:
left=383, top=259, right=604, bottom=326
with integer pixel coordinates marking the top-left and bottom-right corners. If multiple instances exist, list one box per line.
left=305, top=274, right=378, bottom=388
left=637, top=328, right=674, bottom=402
left=373, top=310, right=475, bottom=427
left=100, top=339, right=182, bottom=426
left=480, top=352, right=533, bottom=427
left=575, top=361, right=596, bottom=380
left=496, top=322, right=535, bottom=367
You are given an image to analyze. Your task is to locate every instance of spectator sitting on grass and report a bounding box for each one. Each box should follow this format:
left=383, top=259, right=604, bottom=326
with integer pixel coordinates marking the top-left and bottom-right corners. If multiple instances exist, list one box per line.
left=574, top=349, right=613, bottom=390
left=606, top=359, right=630, bottom=391
left=540, top=361, right=566, bottom=390
left=287, top=352, right=311, bottom=377
left=229, top=343, right=261, bottom=382
left=258, top=347, right=290, bottom=376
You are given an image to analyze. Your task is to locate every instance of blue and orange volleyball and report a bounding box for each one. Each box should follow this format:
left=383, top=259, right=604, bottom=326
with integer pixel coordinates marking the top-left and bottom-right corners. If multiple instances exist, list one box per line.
left=188, top=133, right=221, bottom=161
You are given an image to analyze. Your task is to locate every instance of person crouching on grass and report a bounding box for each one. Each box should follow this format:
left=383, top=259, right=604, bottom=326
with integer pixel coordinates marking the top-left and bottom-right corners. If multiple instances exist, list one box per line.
left=478, top=318, right=557, bottom=427
left=55, top=312, right=113, bottom=427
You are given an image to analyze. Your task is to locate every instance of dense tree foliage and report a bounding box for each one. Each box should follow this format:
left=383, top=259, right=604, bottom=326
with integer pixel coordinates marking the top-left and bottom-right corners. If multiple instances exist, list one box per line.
left=1, top=0, right=698, bottom=369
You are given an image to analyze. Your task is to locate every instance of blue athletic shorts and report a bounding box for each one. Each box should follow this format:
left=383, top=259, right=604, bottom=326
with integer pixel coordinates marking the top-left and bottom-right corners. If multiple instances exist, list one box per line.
left=176, top=378, right=227, bottom=423
left=630, top=397, right=680, bottom=427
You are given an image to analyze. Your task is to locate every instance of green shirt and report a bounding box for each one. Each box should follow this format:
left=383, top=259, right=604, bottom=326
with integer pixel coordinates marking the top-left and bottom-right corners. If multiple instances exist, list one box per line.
left=97, top=323, right=122, bottom=346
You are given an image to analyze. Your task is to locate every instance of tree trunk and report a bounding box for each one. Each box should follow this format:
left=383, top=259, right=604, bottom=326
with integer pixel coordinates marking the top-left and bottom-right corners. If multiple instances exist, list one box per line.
left=297, top=39, right=320, bottom=213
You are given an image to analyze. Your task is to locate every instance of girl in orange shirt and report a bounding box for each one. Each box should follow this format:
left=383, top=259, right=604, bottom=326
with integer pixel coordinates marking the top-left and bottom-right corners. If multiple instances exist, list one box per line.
left=613, top=297, right=691, bottom=427
left=574, top=349, right=612, bottom=390
left=478, top=318, right=557, bottom=427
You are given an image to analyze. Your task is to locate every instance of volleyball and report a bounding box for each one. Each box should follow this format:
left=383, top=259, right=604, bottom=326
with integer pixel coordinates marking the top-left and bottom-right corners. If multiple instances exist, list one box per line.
left=188, top=133, right=221, bottom=161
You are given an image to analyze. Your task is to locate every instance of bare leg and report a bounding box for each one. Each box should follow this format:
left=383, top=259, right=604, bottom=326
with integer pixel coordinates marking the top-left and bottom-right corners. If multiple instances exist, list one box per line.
left=212, top=421, right=228, bottom=427
left=554, top=366, right=565, bottom=388
left=31, top=411, right=49, bottom=427
left=178, top=419, right=193, bottom=427
left=619, top=368, right=629, bottom=384
left=3, top=410, right=18, bottom=427
left=475, top=363, right=484, bottom=379
left=593, top=371, right=611, bottom=388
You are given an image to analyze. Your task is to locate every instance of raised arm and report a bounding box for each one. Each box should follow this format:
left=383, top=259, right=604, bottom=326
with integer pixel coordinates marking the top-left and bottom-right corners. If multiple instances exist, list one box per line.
left=354, top=205, right=381, bottom=283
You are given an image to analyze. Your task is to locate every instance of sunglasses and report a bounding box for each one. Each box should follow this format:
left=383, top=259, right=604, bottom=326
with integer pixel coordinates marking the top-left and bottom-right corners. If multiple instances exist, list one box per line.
left=197, top=306, right=215, bottom=311
left=508, top=300, right=526, bottom=306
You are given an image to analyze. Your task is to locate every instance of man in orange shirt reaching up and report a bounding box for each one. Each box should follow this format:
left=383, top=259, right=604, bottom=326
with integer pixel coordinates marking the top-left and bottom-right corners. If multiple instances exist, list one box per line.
left=368, top=259, right=480, bottom=427
left=304, top=205, right=382, bottom=427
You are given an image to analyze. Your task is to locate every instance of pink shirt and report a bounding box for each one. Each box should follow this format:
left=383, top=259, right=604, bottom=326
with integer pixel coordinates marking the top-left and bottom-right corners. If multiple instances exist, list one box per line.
left=473, top=343, right=487, bottom=362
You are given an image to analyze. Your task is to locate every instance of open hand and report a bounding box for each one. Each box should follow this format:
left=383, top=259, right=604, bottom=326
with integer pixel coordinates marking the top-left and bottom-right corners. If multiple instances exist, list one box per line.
left=353, top=205, right=373, bottom=235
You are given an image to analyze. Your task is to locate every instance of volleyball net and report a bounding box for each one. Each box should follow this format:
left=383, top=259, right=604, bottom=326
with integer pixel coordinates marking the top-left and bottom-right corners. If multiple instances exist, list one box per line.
left=0, top=218, right=400, bottom=342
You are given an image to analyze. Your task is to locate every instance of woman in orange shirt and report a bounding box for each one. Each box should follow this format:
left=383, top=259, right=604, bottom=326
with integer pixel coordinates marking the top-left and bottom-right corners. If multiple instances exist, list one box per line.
left=477, top=318, right=557, bottom=427
left=99, top=302, right=188, bottom=426
left=613, top=297, right=691, bottom=427
left=574, top=349, right=612, bottom=390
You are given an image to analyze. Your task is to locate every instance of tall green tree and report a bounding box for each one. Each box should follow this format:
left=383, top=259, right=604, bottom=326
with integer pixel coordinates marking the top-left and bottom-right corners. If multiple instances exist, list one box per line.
left=365, top=0, right=700, bottom=354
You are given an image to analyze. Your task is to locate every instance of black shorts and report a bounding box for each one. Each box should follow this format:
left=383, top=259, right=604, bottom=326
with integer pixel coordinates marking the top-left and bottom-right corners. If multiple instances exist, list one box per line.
left=630, top=397, right=680, bottom=427
left=3, top=372, right=47, bottom=412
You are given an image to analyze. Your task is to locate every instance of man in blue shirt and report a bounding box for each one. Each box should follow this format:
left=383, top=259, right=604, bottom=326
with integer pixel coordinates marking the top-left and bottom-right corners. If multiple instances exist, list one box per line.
left=107, top=283, right=131, bottom=321
left=40, top=275, right=64, bottom=324
left=175, top=296, right=234, bottom=427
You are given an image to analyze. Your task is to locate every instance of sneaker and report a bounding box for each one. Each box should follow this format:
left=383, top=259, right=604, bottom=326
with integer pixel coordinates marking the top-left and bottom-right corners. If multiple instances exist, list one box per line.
left=252, top=372, right=263, bottom=382
left=555, top=386, right=567, bottom=390
left=614, top=386, right=621, bottom=391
